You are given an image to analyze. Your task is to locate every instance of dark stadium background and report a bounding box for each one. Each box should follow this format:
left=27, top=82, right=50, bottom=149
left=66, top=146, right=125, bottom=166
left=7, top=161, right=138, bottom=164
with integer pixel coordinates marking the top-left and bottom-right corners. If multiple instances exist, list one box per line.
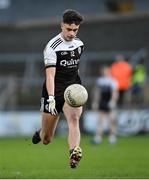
left=0, top=0, right=149, bottom=178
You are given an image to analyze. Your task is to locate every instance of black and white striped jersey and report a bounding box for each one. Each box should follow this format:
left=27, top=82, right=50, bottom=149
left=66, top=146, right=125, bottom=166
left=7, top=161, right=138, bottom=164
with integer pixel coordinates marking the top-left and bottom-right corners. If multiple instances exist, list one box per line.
left=96, top=76, right=118, bottom=102
left=43, top=33, right=84, bottom=86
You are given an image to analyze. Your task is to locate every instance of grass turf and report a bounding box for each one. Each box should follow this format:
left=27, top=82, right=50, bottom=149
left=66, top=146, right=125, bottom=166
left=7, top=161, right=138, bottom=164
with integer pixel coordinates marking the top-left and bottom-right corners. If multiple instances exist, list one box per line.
left=0, top=135, right=149, bottom=179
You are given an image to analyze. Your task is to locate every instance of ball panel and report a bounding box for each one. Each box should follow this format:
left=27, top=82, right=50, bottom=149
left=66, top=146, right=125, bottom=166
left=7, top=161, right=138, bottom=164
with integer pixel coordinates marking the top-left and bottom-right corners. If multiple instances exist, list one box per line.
left=64, top=84, right=88, bottom=107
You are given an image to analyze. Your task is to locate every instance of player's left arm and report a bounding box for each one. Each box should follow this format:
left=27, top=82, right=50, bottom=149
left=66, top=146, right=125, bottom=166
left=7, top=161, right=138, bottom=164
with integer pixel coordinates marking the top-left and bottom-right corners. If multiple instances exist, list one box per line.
left=109, top=80, right=119, bottom=109
left=111, top=88, right=119, bottom=103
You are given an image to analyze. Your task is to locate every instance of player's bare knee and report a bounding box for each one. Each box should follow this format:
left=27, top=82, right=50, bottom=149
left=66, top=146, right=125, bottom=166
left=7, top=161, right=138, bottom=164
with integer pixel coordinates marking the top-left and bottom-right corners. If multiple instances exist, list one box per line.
left=69, top=114, right=80, bottom=126
left=73, top=113, right=81, bottom=120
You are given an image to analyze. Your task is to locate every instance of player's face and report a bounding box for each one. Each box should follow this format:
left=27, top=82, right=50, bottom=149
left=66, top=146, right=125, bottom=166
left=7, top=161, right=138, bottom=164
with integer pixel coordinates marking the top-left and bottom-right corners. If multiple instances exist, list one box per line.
left=102, top=67, right=111, bottom=77
left=61, top=23, right=80, bottom=41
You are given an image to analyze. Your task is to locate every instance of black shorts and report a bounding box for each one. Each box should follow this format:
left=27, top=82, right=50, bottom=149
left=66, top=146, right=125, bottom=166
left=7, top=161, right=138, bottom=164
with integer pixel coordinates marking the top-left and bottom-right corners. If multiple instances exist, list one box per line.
left=40, top=78, right=81, bottom=114
left=99, top=100, right=110, bottom=112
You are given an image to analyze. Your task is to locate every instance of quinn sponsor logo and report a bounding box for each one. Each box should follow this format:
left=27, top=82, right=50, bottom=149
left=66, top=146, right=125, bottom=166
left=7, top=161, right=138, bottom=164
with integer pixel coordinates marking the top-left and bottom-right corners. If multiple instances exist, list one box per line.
left=60, top=59, right=79, bottom=67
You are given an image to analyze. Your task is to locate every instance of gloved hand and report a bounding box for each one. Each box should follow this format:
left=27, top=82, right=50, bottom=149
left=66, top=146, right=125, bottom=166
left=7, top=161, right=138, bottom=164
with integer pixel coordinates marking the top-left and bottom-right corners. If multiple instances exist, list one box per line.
left=47, top=95, right=58, bottom=115
left=108, top=100, right=116, bottom=109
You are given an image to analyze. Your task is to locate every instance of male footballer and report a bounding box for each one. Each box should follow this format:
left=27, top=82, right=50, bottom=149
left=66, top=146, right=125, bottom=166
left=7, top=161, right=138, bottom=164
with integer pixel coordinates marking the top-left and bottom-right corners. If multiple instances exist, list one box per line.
left=32, top=9, right=84, bottom=168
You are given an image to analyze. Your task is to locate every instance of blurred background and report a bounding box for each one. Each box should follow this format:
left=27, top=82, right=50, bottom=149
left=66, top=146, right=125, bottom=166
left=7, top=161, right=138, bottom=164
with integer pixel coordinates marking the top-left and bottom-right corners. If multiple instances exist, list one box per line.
left=0, top=0, right=149, bottom=137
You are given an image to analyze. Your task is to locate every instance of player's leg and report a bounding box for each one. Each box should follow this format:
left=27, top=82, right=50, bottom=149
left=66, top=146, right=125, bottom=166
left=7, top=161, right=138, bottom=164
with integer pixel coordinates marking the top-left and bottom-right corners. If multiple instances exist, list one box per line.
left=40, top=112, right=60, bottom=144
left=63, top=102, right=82, bottom=149
left=63, top=102, right=82, bottom=168
left=92, top=111, right=105, bottom=144
left=32, top=112, right=59, bottom=145
left=108, top=110, right=117, bottom=144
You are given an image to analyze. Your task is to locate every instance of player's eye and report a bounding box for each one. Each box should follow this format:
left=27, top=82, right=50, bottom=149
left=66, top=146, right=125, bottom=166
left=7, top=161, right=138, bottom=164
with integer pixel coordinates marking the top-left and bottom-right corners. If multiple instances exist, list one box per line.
left=67, top=28, right=78, bottom=32
left=67, top=28, right=72, bottom=31
left=73, top=29, right=78, bottom=32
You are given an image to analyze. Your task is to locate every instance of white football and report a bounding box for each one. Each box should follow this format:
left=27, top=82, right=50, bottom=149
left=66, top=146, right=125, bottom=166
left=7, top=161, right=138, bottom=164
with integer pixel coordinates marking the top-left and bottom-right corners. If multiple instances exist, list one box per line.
left=64, top=84, right=88, bottom=107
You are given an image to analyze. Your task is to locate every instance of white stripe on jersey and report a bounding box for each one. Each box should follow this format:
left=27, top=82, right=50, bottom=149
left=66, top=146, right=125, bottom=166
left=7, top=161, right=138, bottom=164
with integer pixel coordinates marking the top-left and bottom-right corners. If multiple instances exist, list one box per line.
left=96, top=76, right=118, bottom=90
left=43, top=34, right=84, bottom=67
left=50, top=38, right=63, bottom=49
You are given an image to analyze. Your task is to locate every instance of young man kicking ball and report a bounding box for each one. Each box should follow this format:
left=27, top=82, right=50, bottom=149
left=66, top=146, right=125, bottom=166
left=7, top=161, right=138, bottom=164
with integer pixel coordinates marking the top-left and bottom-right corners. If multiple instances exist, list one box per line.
left=32, top=9, right=84, bottom=168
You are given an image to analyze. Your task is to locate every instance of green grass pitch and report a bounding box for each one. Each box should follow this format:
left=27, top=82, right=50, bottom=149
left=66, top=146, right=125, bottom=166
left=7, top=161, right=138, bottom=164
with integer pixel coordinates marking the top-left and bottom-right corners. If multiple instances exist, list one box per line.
left=0, top=135, right=149, bottom=179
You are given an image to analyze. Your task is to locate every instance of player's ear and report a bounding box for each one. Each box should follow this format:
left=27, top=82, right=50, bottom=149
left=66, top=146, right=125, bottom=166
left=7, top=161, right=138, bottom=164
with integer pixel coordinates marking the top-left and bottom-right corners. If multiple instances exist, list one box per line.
left=61, top=22, right=64, bottom=30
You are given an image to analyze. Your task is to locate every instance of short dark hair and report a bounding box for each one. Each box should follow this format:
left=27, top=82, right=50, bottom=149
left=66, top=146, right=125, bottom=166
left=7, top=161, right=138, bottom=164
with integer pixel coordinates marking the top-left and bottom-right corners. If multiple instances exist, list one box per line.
left=63, top=9, right=83, bottom=25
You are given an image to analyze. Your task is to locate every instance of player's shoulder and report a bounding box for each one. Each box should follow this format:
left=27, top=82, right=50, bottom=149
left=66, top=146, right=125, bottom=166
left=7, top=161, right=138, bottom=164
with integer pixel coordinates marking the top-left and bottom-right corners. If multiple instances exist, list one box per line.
left=45, top=34, right=63, bottom=51
left=74, top=37, right=84, bottom=46
left=96, top=77, right=103, bottom=85
left=109, top=77, right=118, bottom=88
left=110, top=77, right=117, bottom=83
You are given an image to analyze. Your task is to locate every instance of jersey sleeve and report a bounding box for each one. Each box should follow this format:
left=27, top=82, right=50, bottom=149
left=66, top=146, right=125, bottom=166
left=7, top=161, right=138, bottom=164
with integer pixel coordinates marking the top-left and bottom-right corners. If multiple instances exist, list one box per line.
left=43, top=45, right=57, bottom=68
left=96, top=78, right=102, bottom=87
left=82, top=45, right=85, bottom=54
left=111, top=79, right=118, bottom=90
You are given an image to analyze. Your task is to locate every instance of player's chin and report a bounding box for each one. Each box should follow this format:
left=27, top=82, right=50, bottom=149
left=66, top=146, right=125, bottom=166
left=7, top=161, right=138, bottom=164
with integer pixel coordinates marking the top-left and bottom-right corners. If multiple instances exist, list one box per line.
left=67, top=37, right=74, bottom=41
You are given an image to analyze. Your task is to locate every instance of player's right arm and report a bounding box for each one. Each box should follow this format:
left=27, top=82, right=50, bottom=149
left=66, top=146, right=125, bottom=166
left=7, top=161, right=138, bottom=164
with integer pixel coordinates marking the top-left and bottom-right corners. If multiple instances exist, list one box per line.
left=44, top=44, right=57, bottom=95
left=108, top=79, right=119, bottom=109
left=43, top=45, right=57, bottom=115
left=45, top=67, right=55, bottom=97
left=91, top=79, right=100, bottom=111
